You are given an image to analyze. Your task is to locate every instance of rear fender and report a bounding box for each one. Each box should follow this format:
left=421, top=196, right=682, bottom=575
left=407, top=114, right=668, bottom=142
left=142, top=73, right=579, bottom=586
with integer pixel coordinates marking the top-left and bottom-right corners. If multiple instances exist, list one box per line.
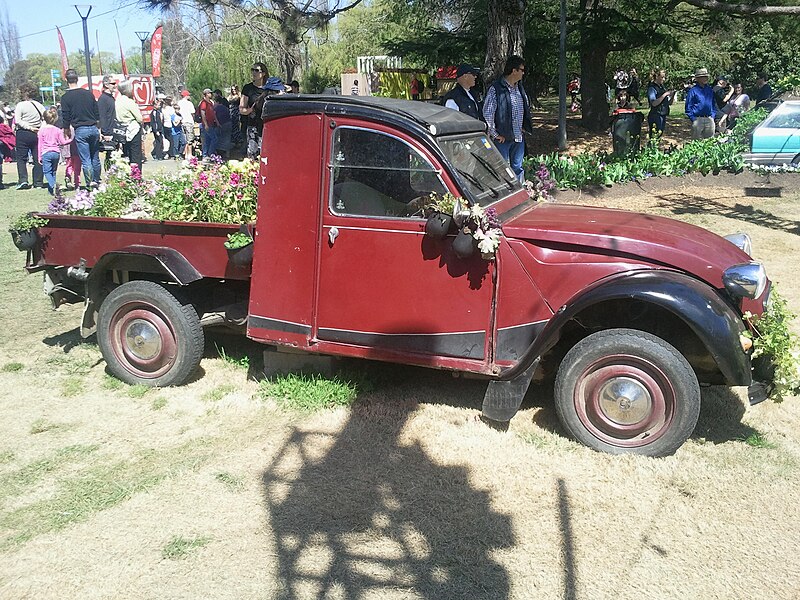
left=501, top=270, right=751, bottom=387
left=80, top=246, right=202, bottom=337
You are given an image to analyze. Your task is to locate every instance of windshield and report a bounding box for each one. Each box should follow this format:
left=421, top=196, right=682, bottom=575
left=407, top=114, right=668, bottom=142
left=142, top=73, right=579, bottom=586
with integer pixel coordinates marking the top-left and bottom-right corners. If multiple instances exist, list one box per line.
left=438, top=134, right=522, bottom=203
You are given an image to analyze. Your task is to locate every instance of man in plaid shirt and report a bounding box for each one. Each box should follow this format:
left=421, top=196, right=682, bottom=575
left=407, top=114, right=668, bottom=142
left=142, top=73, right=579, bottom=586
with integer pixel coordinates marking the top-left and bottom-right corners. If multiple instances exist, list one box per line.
left=483, top=55, right=533, bottom=182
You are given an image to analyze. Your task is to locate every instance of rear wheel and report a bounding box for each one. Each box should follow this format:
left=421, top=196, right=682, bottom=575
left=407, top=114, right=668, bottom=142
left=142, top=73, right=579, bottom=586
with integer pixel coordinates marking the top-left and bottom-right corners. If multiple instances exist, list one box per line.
left=791, top=154, right=800, bottom=168
left=554, top=328, right=700, bottom=457
left=97, top=280, right=204, bottom=386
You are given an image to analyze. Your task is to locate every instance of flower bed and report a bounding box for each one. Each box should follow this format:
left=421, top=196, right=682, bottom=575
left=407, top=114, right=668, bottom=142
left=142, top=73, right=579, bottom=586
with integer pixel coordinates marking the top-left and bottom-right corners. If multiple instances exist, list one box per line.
left=47, top=153, right=259, bottom=224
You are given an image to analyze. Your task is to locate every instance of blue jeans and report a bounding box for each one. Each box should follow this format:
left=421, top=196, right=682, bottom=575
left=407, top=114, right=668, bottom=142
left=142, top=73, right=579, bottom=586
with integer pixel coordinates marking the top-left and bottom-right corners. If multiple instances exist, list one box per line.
left=203, top=126, right=219, bottom=157
left=496, top=139, right=525, bottom=182
left=41, top=150, right=61, bottom=195
left=73, top=126, right=101, bottom=184
left=171, top=130, right=185, bottom=157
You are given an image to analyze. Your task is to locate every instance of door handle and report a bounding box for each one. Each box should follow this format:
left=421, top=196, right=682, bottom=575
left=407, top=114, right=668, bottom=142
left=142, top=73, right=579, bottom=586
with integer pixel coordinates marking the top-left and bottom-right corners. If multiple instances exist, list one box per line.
left=328, top=227, right=339, bottom=246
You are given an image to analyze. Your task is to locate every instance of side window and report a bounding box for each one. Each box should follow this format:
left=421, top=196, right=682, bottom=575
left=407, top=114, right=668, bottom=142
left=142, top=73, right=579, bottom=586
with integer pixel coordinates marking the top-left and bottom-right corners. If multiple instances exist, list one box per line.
left=330, top=127, right=447, bottom=218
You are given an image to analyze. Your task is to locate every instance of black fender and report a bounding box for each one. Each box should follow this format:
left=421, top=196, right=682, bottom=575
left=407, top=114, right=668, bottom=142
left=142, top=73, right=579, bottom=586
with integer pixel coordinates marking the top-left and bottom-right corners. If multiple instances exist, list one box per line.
left=80, top=246, right=202, bottom=337
left=500, top=269, right=751, bottom=387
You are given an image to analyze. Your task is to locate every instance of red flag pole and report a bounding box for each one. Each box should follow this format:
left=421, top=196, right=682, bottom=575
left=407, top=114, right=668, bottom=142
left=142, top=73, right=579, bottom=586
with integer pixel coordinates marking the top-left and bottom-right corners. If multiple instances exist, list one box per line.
left=56, top=27, right=69, bottom=77
left=115, top=21, right=128, bottom=77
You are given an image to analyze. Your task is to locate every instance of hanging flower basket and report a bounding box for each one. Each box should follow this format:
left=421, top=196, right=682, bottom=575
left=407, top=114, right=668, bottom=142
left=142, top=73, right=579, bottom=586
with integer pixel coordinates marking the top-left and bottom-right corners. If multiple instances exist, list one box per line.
left=9, top=229, right=38, bottom=251
left=224, top=230, right=254, bottom=266
left=425, top=212, right=454, bottom=239
left=452, top=229, right=477, bottom=258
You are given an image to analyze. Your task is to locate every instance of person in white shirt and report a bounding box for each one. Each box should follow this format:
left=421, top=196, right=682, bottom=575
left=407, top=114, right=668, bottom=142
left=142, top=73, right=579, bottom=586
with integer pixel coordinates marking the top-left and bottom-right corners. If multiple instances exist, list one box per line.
left=177, top=90, right=196, bottom=160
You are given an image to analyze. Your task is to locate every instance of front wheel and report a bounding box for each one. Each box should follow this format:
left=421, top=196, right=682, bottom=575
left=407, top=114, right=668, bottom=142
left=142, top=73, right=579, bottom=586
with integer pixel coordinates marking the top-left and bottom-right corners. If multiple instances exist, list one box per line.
left=97, top=280, right=204, bottom=386
left=554, top=329, right=700, bottom=457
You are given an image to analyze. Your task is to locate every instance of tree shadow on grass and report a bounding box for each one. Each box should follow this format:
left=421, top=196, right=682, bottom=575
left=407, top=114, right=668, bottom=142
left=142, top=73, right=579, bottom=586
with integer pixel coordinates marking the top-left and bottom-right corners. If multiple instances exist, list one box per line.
left=261, top=398, right=514, bottom=599
left=653, top=193, right=800, bottom=236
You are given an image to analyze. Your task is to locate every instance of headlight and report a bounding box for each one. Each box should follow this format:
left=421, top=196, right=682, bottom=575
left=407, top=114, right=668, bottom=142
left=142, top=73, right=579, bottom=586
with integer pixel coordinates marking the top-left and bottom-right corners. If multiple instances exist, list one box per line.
left=723, top=232, right=752, bottom=256
left=723, top=261, right=767, bottom=299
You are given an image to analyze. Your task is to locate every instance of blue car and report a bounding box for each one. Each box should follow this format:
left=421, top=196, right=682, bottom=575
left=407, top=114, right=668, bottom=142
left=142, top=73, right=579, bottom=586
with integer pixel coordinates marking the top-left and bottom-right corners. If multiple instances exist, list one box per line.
left=744, top=101, right=800, bottom=166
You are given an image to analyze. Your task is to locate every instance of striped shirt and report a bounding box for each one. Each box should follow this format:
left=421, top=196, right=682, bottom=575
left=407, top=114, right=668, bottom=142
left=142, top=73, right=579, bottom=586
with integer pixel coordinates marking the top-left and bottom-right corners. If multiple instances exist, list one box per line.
left=483, top=79, right=525, bottom=142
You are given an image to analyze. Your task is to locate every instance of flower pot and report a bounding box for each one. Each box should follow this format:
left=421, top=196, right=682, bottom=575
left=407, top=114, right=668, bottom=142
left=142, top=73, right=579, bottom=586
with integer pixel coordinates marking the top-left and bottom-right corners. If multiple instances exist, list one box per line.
left=425, top=212, right=453, bottom=239
left=452, top=229, right=477, bottom=259
left=9, top=229, right=37, bottom=251
left=226, top=242, right=254, bottom=266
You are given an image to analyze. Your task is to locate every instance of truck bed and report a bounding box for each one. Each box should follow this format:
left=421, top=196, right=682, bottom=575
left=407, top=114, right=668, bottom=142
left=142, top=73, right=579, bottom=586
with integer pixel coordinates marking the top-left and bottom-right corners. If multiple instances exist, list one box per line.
left=28, top=215, right=251, bottom=281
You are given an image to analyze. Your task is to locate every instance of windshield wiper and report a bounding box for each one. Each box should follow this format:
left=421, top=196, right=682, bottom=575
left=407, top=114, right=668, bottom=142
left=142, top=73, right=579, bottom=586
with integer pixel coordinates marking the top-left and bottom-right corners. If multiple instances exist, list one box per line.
left=470, top=151, right=502, bottom=182
left=456, top=167, right=485, bottom=191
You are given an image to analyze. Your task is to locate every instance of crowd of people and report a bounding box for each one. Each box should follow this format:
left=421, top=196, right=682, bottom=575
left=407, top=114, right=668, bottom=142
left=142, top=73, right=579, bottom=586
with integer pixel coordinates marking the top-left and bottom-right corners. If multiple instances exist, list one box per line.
left=0, top=62, right=303, bottom=192
left=0, top=57, right=782, bottom=193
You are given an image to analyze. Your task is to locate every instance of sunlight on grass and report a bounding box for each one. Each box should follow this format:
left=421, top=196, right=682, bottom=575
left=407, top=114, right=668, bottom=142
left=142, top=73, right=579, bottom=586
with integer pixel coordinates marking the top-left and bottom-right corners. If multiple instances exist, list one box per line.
left=1, top=362, right=24, bottom=373
left=29, top=419, right=67, bottom=435
left=61, top=377, right=84, bottom=398
left=127, top=384, right=151, bottom=399
left=740, top=432, right=778, bottom=449
left=214, top=471, right=245, bottom=491
left=0, top=440, right=213, bottom=550
left=102, top=375, right=125, bottom=391
left=0, top=445, right=98, bottom=502
left=151, top=396, right=168, bottom=411
left=162, top=535, right=213, bottom=560
left=202, top=384, right=237, bottom=403
left=259, top=372, right=369, bottom=412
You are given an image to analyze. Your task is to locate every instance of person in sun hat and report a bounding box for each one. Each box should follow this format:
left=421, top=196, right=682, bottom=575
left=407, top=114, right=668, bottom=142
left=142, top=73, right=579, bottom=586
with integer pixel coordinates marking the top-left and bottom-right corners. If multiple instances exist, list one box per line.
left=684, top=67, right=716, bottom=140
left=441, top=64, right=483, bottom=121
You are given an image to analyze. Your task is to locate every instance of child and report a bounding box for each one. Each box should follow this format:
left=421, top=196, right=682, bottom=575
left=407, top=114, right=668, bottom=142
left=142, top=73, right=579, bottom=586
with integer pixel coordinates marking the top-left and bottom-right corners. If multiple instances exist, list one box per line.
left=61, top=137, right=81, bottom=190
left=38, top=107, right=73, bottom=195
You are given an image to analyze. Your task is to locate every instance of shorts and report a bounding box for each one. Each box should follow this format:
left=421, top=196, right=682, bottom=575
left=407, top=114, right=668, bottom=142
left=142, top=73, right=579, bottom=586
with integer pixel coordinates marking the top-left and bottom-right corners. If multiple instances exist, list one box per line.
left=182, top=123, right=196, bottom=143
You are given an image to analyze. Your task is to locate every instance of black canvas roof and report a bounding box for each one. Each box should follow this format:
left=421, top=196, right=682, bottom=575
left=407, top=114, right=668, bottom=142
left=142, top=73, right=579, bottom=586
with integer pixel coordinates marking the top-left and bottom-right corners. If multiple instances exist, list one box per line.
left=263, top=94, right=487, bottom=136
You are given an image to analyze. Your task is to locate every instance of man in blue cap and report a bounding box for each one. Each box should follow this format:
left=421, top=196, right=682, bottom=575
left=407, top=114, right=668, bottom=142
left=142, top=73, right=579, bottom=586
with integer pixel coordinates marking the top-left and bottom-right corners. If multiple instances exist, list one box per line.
left=441, top=64, right=483, bottom=121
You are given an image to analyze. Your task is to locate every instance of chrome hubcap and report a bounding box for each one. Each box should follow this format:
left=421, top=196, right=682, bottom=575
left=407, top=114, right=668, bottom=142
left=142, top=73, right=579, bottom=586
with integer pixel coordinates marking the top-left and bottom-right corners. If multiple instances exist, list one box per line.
left=597, top=376, right=652, bottom=425
left=124, top=319, right=162, bottom=361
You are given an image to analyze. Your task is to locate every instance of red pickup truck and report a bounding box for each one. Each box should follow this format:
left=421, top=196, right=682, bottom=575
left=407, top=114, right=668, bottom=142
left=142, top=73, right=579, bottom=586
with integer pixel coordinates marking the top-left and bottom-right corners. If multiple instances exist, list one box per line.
left=21, top=95, right=771, bottom=456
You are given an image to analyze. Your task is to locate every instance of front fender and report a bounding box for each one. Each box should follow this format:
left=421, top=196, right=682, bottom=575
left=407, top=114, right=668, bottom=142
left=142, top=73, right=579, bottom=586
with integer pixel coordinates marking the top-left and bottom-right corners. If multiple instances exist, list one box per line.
left=501, top=270, right=751, bottom=386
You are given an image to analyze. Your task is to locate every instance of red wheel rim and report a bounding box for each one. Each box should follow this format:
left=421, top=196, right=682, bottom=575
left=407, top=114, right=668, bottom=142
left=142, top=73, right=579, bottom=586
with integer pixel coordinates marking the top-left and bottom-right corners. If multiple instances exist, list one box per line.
left=108, top=301, right=178, bottom=379
left=573, top=354, right=676, bottom=448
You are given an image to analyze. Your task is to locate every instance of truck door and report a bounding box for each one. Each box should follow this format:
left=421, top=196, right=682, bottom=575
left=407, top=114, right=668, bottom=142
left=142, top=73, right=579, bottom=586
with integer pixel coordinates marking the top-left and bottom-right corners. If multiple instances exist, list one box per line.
left=313, top=120, right=495, bottom=371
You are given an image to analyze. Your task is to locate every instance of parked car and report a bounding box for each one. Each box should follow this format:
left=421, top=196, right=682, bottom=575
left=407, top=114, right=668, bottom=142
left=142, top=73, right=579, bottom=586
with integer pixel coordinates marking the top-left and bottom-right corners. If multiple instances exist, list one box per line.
left=744, top=100, right=800, bottom=166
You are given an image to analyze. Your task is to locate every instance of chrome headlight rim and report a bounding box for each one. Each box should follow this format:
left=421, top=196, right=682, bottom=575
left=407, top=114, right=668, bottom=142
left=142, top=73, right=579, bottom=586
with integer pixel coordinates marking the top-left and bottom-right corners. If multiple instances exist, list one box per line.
left=723, top=261, right=767, bottom=300
left=723, top=232, right=752, bottom=257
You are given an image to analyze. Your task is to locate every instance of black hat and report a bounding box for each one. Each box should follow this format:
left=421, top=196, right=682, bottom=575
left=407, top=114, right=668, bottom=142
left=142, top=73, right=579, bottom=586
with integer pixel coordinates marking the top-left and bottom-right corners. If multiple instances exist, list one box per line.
left=456, top=64, right=479, bottom=78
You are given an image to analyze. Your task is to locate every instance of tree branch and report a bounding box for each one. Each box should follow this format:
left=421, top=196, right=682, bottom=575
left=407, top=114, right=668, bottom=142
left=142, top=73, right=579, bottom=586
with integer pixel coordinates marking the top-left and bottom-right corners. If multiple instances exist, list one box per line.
left=681, top=0, right=800, bottom=15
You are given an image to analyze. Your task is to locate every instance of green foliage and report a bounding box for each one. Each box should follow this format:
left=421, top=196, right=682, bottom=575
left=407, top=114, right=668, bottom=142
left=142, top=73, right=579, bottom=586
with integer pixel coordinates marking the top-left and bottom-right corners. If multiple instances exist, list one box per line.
left=744, top=288, right=800, bottom=403
left=728, top=107, right=769, bottom=147
left=127, top=385, right=151, bottom=399
left=215, top=343, right=251, bottom=370
left=740, top=432, right=777, bottom=449
left=530, top=132, right=749, bottom=190
left=2, top=362, right=24, bottom=373
left=162, top=535, right=212, bottom=560
left=223, top=232, right=253, bottom=250
left=9, top=213, right=48, bottom=232
left=259, top=372, right=370, bottom=412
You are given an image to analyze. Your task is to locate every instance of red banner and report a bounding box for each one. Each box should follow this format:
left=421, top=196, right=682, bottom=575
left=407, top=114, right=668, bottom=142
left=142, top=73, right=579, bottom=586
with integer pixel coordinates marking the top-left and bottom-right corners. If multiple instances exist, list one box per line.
left=115, top=21, right=128, bottom=77
left=56, top=27, right=69, bottom=76
left=150, top=25, right=162, bottom=78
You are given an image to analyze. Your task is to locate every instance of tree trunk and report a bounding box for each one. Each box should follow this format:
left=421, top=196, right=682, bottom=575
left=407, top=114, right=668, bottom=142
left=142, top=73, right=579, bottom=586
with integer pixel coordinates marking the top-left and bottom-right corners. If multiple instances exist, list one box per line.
left=484, top=0, right=527, bottom=83
left=579, top=41, right=610, bottom=132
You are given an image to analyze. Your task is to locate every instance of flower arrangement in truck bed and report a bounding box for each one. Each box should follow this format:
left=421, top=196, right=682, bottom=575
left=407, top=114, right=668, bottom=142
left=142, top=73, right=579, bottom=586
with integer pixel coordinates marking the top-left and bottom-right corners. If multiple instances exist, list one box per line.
left=47, top=153, right=259, bottom=224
